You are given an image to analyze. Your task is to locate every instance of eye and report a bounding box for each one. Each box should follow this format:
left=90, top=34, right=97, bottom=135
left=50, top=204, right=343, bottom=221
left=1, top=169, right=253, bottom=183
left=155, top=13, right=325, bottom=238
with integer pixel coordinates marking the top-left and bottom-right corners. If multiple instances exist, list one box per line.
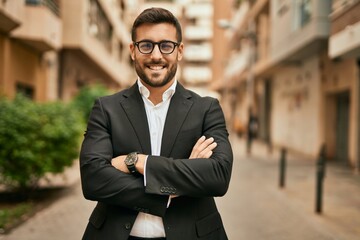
left=160, top=42, right=174, bottom=51
left=139, top=42, right=153, bottom=51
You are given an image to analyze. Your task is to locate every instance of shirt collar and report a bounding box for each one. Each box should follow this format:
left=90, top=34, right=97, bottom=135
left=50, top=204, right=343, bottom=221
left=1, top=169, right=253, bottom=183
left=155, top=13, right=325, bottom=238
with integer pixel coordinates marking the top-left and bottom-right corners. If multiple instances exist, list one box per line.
left=137, top=78, right=177, bottom=102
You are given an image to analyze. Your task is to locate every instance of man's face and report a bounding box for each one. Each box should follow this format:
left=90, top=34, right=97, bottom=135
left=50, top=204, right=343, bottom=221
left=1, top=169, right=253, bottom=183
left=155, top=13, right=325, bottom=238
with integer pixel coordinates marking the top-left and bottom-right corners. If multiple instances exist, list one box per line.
left=130, top=23, right=183, bottom=89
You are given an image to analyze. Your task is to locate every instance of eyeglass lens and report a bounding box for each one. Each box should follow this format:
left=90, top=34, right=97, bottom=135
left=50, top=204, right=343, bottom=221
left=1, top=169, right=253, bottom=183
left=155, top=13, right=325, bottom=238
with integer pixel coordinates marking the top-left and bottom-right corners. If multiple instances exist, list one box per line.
left=138, top=41, right=176, bottom=54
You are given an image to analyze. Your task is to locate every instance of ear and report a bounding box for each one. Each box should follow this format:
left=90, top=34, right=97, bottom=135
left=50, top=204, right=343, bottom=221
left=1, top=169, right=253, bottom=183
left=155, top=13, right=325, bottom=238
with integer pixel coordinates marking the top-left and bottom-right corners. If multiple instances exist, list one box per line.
left=177, top=42, right=184, bottom=61
left=129, top=43, right=135, bottom=60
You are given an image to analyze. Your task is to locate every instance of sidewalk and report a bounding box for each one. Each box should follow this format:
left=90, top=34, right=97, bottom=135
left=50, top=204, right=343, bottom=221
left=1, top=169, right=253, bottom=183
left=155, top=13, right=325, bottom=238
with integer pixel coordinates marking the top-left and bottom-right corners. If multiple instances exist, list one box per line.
left=0, top=161, right=96, bottom=240
left=216, top=135, right=360, bottom=240
left=1, top=135, right=359, bottom=239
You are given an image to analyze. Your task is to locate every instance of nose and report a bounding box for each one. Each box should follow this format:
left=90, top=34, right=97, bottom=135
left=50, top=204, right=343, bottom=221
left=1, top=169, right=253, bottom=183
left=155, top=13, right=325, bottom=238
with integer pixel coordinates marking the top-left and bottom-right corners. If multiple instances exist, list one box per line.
left=151, top=44, right=162, bottom=59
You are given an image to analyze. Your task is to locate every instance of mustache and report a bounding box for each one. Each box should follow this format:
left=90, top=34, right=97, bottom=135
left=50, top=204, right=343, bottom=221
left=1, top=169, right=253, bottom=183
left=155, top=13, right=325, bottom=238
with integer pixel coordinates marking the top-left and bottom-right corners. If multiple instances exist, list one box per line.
left=145, top=60, right=167, bottom=65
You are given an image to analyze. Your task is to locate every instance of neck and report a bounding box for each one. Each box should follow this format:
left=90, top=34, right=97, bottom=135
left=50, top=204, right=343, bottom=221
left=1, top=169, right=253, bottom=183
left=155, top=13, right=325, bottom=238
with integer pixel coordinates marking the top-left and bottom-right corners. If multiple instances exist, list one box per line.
left=148, top=88, right=164, bottom=105
left=142, top=79, right=175, bottom=105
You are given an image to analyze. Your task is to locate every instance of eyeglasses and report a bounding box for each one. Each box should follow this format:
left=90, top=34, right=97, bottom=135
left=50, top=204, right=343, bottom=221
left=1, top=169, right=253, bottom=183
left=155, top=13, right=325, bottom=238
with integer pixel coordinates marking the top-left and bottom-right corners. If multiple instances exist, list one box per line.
left=134, top=40, right=180, bottom=54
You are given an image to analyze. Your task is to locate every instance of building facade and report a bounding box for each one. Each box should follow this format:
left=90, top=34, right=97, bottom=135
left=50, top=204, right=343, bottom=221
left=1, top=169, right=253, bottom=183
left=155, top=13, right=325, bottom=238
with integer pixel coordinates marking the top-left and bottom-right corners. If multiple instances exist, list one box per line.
left=327, top=0, right=360, bottom=169
left=223, top=0, right=360, bottom=169
left=0, top=0, right=134, bottom=102
left=59, top=0, right=134, bottom=100
left=0, top=0, right=61, bottom=101
left=181, top=0, right=213, bottom=90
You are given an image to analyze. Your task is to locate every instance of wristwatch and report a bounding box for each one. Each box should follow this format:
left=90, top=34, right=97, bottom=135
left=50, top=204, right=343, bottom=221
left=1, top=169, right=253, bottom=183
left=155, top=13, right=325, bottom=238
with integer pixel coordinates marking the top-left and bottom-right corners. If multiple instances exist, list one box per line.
left=124, top=152, right=139, bottom=175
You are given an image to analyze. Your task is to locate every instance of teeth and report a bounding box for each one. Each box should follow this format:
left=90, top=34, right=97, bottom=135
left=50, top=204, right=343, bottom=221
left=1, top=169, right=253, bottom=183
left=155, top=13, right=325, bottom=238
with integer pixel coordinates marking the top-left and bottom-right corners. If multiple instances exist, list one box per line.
left=149, top=65, right=164, bottom=70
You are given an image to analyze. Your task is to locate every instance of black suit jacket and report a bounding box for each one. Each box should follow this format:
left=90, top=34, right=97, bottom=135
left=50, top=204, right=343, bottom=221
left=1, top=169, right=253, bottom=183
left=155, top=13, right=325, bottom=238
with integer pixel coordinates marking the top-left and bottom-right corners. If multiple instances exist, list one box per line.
left=80, top=82, right=233, bottom=240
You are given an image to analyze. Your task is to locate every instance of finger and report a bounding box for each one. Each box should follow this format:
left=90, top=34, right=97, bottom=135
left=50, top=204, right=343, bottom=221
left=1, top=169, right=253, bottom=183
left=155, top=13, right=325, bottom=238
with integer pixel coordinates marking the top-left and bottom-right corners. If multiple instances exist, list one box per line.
left=198, top=142, right=217, bottom=158
left=190, top=136, right=206, bottom=159
left=207, top=142, right=217, bottom=151
left=198, top=137, right=214, bottom=150
left=193, top=136, right=206, bottom=149
left=203, top=150, right=213, bottom=159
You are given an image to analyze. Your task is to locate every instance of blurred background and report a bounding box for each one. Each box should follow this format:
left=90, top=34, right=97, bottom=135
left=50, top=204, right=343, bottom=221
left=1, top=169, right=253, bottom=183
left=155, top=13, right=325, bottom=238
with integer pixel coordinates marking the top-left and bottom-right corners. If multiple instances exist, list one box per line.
left=1, top=0, right=360, bottom=239
left=2, top=0, right=360, bottom=169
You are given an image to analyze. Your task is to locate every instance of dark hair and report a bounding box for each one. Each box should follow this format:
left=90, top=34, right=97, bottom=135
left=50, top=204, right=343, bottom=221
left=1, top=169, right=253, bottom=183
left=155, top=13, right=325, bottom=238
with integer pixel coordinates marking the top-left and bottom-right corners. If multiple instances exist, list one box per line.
left=131, top=8, right=182, bottom=43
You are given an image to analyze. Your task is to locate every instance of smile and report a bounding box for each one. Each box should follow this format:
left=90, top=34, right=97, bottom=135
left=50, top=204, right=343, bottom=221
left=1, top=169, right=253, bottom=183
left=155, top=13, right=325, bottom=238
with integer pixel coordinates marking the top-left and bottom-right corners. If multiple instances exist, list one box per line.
left=147, top=64, right=166, bottom=71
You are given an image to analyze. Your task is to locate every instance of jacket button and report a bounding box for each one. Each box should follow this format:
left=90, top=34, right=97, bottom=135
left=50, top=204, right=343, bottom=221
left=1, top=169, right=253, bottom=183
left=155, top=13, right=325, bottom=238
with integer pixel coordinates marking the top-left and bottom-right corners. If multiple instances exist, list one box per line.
left=125, top=223, right=132, bottom=230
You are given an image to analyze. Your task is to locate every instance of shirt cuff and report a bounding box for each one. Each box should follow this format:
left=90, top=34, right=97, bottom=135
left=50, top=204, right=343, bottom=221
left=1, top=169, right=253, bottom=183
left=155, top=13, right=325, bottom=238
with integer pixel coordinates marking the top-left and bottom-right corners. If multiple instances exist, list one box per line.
left=143, top=155, right=148, bottom=186
left=167, top=196, right=172, bottom=208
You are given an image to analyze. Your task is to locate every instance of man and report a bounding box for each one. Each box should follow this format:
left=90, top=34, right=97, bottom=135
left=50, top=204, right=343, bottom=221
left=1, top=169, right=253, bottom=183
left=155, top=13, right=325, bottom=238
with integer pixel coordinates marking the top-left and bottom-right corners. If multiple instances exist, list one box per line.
left=80, top=7, right=233, bottom=240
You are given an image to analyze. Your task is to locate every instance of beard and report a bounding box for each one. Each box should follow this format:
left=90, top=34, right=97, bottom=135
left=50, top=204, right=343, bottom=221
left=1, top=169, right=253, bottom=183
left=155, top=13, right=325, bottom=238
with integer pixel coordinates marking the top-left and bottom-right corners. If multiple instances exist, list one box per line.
left=134, top=58, right=178, bottom=88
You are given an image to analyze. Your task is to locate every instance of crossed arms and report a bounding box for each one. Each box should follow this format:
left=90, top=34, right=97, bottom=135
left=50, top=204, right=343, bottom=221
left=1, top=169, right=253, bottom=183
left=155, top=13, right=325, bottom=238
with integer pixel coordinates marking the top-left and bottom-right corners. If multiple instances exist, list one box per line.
left=111, top=136, right=217, bottom=175
left=80, top=96, right=233, bottom=217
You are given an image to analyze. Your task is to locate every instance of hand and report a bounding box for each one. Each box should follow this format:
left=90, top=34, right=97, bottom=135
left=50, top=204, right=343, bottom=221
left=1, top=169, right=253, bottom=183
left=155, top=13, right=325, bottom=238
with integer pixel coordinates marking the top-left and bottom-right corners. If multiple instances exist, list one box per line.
left=189, top=136, right=217, bottom=159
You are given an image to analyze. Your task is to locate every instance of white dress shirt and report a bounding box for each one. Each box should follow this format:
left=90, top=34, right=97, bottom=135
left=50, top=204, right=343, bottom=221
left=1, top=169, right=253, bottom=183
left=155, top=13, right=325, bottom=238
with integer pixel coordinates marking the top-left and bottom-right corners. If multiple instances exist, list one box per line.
left=129, top=79, right=176, bottom=238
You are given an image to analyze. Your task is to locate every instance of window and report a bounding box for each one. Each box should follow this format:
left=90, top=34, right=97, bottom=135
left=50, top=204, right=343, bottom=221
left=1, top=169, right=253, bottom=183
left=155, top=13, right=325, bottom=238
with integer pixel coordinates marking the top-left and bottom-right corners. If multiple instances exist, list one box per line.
left=88, top=0, right=113, bottom=51
left=299, top=0, right=311, bottom=27
left=26, top=0, right=60, bottom=16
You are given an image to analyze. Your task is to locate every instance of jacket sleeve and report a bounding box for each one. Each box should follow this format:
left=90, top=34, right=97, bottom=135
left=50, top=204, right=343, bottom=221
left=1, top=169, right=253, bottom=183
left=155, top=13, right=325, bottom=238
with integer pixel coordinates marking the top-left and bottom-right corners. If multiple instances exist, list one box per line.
left=80, top=98, right=168, bottom=217
left=145, top=98, right=233, bottom=197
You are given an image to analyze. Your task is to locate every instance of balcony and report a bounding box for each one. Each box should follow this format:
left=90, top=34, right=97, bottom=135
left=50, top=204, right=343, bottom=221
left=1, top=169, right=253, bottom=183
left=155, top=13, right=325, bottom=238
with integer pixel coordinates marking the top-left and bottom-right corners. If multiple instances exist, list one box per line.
left=184, top=44, right=212, bottom=62
left=329, top=20, right=360, bottom=59
left=0, top=1, right=24, bottom=33
left=185, top=26, right=213, bottom=41
left=328, top=0, right=360, bottom=59
left=184, top=3, right=213, bottom=19
left=25, top=0, right=60, bottom=16
left=61, top=0, right=132, bottom=86
left=330, top=0, right=360, bottom=35
left=183, top=66, right=212, bottom=84
left=11, top=3, right=62, bottom=52
left=271, top=1, right=331, bottom=64
left=224, top=49, right=250, bottom=81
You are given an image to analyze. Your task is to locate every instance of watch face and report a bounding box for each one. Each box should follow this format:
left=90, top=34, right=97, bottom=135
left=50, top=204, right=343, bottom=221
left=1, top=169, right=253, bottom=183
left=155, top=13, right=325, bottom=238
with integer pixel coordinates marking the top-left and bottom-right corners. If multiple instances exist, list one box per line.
left=125, top=152, right=138, bottom=175
left=125, top=153, right=137, bottom=165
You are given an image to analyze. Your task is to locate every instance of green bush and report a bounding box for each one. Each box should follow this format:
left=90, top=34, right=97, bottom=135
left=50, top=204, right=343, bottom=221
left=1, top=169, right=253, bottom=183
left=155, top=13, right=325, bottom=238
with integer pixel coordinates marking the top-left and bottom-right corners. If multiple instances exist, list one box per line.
left=71, top=84, right=110, bottom=123
left=0, top=95, right=84, bottom=189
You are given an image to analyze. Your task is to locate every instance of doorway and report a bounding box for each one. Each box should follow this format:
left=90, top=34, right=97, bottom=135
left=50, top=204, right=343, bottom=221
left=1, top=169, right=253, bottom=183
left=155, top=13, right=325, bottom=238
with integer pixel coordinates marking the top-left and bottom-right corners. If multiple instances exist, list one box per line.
left=335, top=91, right=350, bottom=164
left=258, top=79, right=271, bottom=143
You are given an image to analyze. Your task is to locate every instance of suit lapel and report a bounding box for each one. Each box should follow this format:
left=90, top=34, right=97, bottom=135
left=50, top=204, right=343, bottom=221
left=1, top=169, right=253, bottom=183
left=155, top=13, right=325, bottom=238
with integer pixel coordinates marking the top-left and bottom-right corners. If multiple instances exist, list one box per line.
left=161, top=84, right=193, bottom=157
left=120, top=83, right=152, bottom=154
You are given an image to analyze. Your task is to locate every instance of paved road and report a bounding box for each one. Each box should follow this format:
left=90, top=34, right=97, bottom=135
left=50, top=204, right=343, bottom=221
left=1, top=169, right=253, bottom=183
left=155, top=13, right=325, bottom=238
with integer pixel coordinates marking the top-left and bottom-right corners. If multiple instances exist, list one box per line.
left=1, top=136, right=359, bottom=240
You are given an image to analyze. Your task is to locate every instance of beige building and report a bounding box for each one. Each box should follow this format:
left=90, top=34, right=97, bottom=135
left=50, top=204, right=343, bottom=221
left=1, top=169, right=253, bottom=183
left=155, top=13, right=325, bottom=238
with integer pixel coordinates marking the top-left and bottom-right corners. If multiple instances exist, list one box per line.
left=223, top=0, right=360, bottom=169
left=0, top=0, right=61, bottom=102
left=181, top=0, right=213, bottom=90
left=60, top=0, right=134, bottom=100
left=211, top=0, right=233, bottom=118
left=0, top=0, right=134, bottom=102
left=269, top=0, right=331, bottom=157
left=327, top=0, right=360, bottom=169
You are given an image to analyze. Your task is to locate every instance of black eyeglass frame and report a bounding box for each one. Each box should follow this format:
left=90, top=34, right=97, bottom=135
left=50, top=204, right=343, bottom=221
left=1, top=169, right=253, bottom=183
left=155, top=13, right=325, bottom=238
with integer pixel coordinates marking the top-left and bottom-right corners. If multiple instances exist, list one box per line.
left=133, top=40, right=180, bottom=54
